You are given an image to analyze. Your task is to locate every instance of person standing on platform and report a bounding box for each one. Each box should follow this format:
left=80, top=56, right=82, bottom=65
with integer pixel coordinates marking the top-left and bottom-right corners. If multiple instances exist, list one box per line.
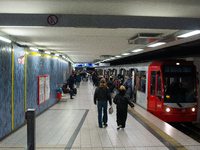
left=94, top=78, right=112, bottom=128
left=76, top=72, right=81, bottom=88
left=113, top=85, right=134, bottom=129
left=123, top=75, right=132, bottom=99
left=104, top=72, right=109, bottom=83
left=68, top=74, right=75, bottom=99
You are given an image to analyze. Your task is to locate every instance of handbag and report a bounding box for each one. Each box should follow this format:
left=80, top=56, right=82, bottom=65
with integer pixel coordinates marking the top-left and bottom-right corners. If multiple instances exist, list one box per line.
left=109, top=106, right=113, bottom=114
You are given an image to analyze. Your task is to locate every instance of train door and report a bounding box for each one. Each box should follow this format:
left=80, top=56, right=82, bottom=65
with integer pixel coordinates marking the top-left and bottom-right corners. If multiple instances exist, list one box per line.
left=148, top=68, right=161, bottom=111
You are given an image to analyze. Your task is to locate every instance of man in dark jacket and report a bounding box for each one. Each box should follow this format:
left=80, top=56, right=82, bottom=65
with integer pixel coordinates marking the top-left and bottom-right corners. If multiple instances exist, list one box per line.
left=106, top=76, right=115, bottom=100
left=94, top=78, right=112, bottom=128
left=68, top=74, right=75, bottom=99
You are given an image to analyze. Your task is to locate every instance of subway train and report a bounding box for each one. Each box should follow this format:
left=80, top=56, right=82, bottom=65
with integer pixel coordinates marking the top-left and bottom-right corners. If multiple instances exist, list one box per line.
left=96, top=60, right=198, bottom=122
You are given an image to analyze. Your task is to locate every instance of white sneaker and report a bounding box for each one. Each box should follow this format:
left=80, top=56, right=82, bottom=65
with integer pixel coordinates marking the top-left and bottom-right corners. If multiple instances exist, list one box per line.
left=117, top=125, right=122, bottom=130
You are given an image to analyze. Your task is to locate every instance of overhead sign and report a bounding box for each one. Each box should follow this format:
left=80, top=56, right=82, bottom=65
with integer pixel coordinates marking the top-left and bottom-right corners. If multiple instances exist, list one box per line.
left=47, top=14, right=58, bottom=25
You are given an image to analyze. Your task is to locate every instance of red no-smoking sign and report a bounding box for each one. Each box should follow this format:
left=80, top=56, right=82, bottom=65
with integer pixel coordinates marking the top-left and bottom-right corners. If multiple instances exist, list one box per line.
left=47, top=14, right=58, bottom=25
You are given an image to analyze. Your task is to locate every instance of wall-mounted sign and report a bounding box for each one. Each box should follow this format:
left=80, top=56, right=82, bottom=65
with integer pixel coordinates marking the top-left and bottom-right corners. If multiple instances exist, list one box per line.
left=18, top=54, right=25, bottom=65
left=47, top=14, right=58, bottom=25
left=38, top=75, right=50, bottom=105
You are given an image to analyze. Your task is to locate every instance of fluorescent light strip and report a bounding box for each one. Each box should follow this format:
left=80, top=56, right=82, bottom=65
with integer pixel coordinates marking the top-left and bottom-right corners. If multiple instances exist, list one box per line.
left=122, top=53, right=130, bottom=56
left=115, top=55, right=121, bottom=58
left=148, top=42, right=166, bottom=47
left=0, top=36, right=11, bottom=43
left=30, top=47, right=38, bottom=51
left=132, top=49, right=143, bottom=52
left=45, top=51, right=51, bottom=54
left=177, top=30, right=200, bottom=38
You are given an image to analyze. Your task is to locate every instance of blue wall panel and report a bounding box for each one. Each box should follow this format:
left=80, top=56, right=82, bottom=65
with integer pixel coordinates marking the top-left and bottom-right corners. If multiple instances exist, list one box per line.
left=26, top=52, right=69, bottom=115
left=13, top=45, right=25, bottom=129
left=0, top=41, right=12, bottom=138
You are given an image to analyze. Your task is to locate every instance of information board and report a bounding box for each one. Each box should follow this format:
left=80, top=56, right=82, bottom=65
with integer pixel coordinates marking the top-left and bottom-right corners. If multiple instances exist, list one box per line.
left=38, top=75, right=50, bottom=105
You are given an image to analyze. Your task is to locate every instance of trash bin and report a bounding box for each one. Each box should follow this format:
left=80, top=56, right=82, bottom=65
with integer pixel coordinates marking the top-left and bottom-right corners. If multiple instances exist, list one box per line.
left=57, top=92, right=62, bottom=99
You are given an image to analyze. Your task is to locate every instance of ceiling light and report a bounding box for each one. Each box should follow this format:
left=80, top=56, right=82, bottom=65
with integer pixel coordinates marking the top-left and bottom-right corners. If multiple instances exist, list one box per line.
left=30, top=47, right=38, bottom=51
left=45, top=51, right=51, bottom=54
left=0, top=36, right=11, bottom=43
left=132, top=49, right=143, bottom=52
left=177, top=30, right=200, bottom=38
left=110, top=57, right=115, bottom=59
left=122, top=53, right=130, bottom=56
left=148, top=42, right=166, bottom=47
left=115, top=55, right=121, bottom=58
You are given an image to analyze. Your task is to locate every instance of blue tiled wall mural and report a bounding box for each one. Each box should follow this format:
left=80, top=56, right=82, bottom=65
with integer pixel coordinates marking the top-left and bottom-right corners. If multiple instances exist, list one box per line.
left=0, top=42, right=70, bottom=139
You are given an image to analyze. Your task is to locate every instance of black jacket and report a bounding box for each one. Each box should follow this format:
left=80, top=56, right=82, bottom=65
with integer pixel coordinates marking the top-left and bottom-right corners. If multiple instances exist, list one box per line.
left=107, top=81, right=115, bottom=93
left=94, top=84, right=112, bottom=105
left=113, top=93, right=134, bottom=110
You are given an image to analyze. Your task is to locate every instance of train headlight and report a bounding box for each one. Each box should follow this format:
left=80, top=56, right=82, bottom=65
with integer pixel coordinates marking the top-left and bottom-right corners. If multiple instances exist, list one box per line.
left=166, top=108, right=170, bottom=112
left=192, top=108, right=195, bottom=112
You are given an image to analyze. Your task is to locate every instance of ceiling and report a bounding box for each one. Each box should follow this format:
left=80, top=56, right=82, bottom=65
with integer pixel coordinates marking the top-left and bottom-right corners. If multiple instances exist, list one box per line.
left=0, top=0, right=200, bottom=64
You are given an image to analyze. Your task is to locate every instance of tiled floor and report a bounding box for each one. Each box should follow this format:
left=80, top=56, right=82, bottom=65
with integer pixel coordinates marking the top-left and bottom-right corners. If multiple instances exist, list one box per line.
left=0, top=80, right=200, bottom=150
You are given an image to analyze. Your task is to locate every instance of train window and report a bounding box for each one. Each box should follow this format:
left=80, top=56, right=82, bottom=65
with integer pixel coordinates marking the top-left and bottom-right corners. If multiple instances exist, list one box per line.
left=150, top=71, right=156, bottom=95
left=137, top=71, right=146, bottom=93
left=157, top=74, right=161, bottom=101
left=163, top=76, right=196, bottom=103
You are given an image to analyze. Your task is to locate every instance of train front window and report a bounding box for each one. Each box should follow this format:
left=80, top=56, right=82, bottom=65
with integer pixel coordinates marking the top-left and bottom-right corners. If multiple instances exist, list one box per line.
left=163, top=66, right=196, bottom=103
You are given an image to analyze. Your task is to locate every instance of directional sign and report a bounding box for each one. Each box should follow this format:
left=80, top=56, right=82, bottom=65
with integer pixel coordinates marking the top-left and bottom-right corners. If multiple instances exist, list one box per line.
left=47, top=14, right=58, bottom=25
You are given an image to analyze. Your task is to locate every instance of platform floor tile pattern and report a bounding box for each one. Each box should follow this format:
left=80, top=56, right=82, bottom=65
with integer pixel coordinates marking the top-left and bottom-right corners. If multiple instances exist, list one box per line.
left=0, top=80, right=200, bottom=150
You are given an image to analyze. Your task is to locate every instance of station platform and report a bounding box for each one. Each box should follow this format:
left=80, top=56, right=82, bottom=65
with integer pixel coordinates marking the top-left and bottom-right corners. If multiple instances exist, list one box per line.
left=0, top=80, right=200, bottom=150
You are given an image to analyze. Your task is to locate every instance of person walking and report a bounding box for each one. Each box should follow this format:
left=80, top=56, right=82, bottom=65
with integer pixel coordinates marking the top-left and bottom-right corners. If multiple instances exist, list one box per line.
left=94, top=78, right=112, bottom=128
left=113, top=85, right=134, bottom=129
left=92, top=72, right=98, bottom=86
left=106, top=76, right=115, bottom=100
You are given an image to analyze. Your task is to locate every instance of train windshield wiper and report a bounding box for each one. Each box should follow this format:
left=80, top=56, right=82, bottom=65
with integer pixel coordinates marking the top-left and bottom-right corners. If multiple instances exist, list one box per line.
left=177, top=103, right=182, bottom=108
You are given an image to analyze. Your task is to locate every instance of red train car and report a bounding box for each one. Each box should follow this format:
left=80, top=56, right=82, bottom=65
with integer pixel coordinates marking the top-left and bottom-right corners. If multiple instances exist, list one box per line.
left=146, top=60, right=198, bottom=122
left=102, top=60, right=198, bottom=122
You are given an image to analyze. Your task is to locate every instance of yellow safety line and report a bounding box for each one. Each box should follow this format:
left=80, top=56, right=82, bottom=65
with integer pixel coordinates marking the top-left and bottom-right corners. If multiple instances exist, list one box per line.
left=27, top=51, right=57, bottom=58
left=11, top=44, right=14, bottom=130
left=25, top=48, right=27, bottom=112
left=128, top=107, right=188, bottom=150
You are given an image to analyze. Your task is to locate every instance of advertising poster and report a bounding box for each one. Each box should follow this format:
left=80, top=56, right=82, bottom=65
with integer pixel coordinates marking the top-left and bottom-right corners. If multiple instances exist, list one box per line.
left=38, top=75, right=50, bottom=105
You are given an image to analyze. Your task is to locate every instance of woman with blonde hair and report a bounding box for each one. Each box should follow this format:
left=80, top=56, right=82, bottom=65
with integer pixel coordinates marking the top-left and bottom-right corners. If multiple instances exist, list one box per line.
left=113, top=85, right=134, bottom=129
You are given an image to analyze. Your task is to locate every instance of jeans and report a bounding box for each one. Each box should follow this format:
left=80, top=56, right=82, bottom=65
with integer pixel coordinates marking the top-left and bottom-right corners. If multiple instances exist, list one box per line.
left=76, top=82, right=80, bottom=88
left=69, top=89, right=73, bottom=98
left=97, top=101, right=108, bottom=127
